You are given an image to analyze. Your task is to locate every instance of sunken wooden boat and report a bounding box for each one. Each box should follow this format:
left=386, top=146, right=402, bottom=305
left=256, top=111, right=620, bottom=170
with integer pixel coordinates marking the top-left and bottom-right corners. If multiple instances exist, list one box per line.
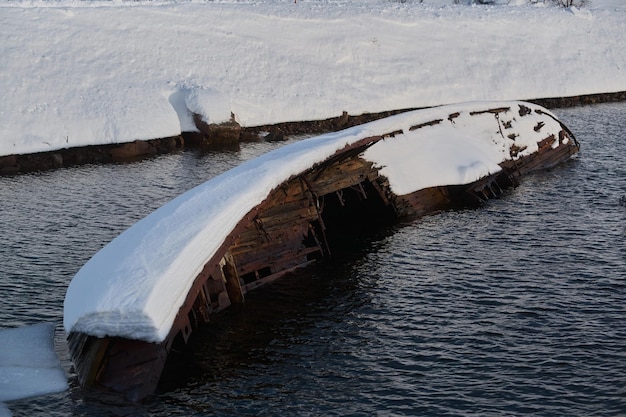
left=63, top=101, right=579, bottom=401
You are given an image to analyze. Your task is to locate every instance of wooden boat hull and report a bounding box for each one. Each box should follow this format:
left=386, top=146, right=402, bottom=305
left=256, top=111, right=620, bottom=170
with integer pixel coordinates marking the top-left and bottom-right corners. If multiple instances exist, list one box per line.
left=66, top=103, right=579, bottom=401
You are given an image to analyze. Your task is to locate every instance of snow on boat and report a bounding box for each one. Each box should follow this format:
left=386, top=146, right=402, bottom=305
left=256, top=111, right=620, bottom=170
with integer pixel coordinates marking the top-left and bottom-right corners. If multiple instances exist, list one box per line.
left=63, top=101, right=579, bottom=401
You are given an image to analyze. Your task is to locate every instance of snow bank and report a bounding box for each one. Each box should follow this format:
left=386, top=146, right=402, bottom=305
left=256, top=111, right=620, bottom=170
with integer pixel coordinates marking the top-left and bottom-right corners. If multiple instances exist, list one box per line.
left=1, top=0, right=624, bottom=157
left=0, top=323, right=68, bottom=407
left=63, top=100, right=565, bottom=343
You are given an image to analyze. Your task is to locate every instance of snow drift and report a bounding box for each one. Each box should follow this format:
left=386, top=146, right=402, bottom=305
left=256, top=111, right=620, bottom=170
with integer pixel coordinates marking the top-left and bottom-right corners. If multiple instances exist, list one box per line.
left=1, top=0, right=625, bottom=158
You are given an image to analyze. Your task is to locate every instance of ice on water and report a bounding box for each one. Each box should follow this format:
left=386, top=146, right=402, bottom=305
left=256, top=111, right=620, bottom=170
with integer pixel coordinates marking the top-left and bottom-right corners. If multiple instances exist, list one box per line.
left=0, top=323, right=68, bottom=411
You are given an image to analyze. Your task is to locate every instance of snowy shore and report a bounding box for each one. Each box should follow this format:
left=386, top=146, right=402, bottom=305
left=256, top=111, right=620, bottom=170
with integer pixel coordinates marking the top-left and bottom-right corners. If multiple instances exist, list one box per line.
left=0, top=90, right=623, bottom=175
left=1, top=0, right=625, bottom=160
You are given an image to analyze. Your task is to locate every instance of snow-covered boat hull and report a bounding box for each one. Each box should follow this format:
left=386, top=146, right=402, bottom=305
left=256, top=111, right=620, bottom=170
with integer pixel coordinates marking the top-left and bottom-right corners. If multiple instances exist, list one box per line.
left=65, top=102, right=579, bottom=401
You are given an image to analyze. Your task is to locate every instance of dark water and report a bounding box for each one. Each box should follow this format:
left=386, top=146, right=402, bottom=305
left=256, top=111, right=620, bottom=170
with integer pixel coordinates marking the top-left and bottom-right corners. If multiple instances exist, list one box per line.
left=1, top=103, right=625, bottom=416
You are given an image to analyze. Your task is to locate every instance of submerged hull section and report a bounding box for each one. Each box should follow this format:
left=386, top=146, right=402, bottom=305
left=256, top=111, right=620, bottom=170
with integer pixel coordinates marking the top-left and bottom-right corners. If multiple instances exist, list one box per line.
left=66, top=102, right=579, bottom=400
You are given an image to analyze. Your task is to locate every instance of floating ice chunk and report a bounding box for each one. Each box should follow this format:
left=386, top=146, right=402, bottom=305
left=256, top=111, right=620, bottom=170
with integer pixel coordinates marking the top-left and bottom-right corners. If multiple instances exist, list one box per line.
left=0, top=323, right=68, bottom=403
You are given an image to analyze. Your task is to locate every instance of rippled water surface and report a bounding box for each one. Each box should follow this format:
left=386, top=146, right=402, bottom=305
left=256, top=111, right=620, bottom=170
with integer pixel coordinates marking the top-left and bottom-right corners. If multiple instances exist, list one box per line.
left=1, top=103, right=625, bottom=416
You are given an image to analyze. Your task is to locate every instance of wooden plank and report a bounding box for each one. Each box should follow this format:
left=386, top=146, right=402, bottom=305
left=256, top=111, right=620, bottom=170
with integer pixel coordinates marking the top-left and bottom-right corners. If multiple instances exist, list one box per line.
left=242, top=259, right=318, bottom=292
left=246, top=245, right=320, bottom=274
left=469, top=107, right=511, bottom=115
left=97, top=338, right=168, bottom=402
left=394, top=186, right=451, bottom=218
left=409, top=119, right=443, bottom=131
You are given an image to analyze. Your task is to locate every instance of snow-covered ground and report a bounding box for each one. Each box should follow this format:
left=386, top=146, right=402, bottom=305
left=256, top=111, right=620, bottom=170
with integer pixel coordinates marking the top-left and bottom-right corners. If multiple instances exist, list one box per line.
left=0, top=0, right=624, bottom=157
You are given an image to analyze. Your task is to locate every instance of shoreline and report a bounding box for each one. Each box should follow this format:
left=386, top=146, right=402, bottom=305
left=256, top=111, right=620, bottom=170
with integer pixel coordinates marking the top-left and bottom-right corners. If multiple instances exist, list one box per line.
left=1, top=91, right=624, bottom=176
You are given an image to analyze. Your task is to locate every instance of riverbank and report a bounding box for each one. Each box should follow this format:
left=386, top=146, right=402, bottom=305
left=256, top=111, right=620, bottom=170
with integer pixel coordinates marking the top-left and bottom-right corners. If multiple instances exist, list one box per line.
left=2, top=0, right=624, bottom=168
left=0, top=91, right=624, bottom=176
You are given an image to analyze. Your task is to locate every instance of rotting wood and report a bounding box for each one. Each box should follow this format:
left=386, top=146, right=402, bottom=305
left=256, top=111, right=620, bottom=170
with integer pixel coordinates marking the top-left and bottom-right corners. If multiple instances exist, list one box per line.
left=518, top=104, right=532, bottom=116
left=534, top=121, right=545, bottom=132
left=66, top=103, right=581, bottom=403
left=469, top=107, right=511, bottom=115
left=448, top=112, right=460, bottom=123
left=409, top=118, right=443, bottom=131
left=382, top=129, right=403, bottom=139
left=222, top=255, right=244, bottom=305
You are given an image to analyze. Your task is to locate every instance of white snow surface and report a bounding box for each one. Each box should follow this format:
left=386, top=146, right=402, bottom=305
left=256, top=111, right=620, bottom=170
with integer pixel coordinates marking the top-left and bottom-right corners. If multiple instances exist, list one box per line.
left=0, top=323, right=68, bottom=407
left=63, top=100, right=565, bottom=342
left=0, top=0, right=624, bottom=157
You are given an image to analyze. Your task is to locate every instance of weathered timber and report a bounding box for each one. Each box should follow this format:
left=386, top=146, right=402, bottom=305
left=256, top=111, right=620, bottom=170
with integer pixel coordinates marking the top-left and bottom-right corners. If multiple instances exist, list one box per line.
left=66, top=102, right=580, bottom=402
left=469, top=107, right=511, bottom=115
left=409, top=118, right=443, bottom=131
